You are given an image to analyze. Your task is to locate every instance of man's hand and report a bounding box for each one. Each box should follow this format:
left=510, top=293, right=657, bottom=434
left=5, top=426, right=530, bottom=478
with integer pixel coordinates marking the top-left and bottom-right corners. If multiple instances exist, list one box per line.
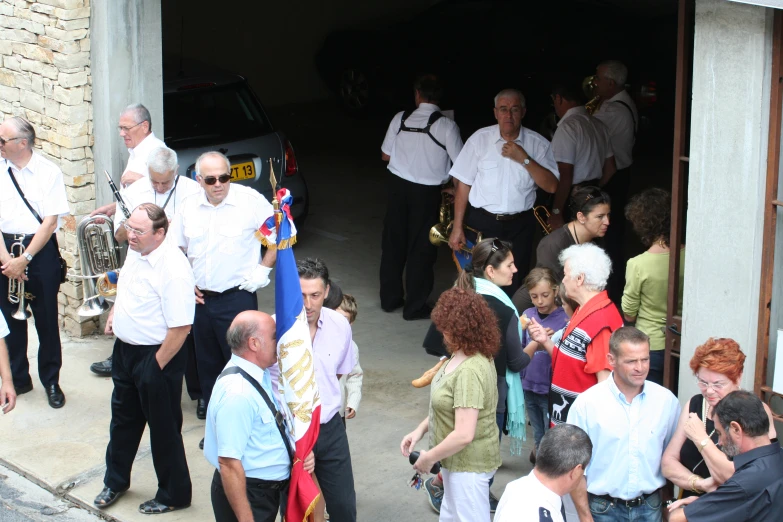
left=155, top=350, right=169, bottom=370
left=1, top=257, right=28, bottom=281
left=195, top=287, right=205, bottom=305
left=303, top=451, right=315, bottom=473
left=120, top=170, right=143, bottom=187
left=549, top=212, right=565, bottom=230
left=104, top=313, right=114, bottom=335
left=501, top=142, right=529, bottom=165
left=668, top=495, right=698, bottom=512
left=448, top=227, right=466, bottom=252
left=238, top=265, right=272, bottom=293
left=441, top=186, right=455, bottom=197
left=1, top=381, right=17, bottom=414
left=90, top=203, right=117, bottom=223
left=346, top=407, right=356, bottom=419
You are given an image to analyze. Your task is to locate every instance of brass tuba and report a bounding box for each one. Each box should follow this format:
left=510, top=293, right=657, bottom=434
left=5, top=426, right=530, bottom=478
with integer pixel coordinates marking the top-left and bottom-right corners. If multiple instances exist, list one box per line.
left=68, top=215, right=121, bottom=317
left=584, top=75, right=603, bottom=115
left=429, top=193, right=483, bottom=254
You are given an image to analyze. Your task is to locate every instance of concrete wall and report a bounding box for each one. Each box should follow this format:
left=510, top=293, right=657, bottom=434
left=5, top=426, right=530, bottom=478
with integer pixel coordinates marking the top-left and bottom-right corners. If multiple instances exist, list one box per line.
left=680, top=0, right=773, bottom=400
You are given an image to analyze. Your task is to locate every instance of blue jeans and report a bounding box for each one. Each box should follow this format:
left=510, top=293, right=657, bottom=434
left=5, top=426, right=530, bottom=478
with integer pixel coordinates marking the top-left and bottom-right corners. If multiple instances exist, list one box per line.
left=588, top=491, right=662, bottom=522
left=525, top=392, right=549, bottom=448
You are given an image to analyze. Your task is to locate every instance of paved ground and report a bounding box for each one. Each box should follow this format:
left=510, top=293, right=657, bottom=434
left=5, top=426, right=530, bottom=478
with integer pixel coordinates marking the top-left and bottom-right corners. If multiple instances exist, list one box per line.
left=0, top=102, right=670, bottom=521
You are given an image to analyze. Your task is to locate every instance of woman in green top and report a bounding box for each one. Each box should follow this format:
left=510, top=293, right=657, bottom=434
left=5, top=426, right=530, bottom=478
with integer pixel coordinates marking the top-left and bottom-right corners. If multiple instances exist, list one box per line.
left=401, top=287, right=502, bottom=522
left=622, top=188, right=684, bottom=385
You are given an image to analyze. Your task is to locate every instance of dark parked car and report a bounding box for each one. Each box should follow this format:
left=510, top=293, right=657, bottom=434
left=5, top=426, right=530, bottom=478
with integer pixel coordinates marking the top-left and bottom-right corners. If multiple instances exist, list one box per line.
left=163, top=72, right=309, bottom=226
left=315, top=0, right=675, bottom=138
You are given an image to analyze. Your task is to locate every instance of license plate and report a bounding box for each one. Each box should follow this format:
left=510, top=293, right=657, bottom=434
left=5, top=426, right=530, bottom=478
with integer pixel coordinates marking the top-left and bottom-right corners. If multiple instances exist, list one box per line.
left=230, top=161, right=255, bottom=181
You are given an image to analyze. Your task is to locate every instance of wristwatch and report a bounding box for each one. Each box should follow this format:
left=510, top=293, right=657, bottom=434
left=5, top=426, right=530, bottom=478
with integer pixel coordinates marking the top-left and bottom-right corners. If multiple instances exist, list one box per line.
left=23, top=252, right=33, bottom=262
left=522, top=157, right=530, bottom=166
left=551, top=208, right=561, bottom=215
left=698, top=437, right=711, bottom=452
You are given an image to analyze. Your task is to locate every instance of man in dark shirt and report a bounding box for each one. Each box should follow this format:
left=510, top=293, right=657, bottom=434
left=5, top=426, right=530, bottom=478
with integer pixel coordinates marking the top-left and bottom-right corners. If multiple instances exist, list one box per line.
left=668, top=390, right=783, bottom=522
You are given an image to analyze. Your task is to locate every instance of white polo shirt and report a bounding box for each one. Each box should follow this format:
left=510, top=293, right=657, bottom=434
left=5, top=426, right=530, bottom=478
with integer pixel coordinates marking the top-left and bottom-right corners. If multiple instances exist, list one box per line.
left=494, top=470, right=564, bottom=522
left=380, top=103, right=463, bottom=186
left=112, top=239, right=195, bottom=346
left=169, top=184, right=274, bottom=293
left=593, top=90, right=637, bottom=170
left=552, top=106, right=613, bottom=185
left=0, top=154, right=70, bottom=235
left=450, top=125, right=559, bottom=214
left=124, top=132, right=166, bottom=178
left=114, top=176, right=202, bottom=233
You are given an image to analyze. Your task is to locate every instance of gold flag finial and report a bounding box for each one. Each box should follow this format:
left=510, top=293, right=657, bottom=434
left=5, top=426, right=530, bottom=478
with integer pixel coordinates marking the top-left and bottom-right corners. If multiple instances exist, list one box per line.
left=269, top=158, right=279, bottom=211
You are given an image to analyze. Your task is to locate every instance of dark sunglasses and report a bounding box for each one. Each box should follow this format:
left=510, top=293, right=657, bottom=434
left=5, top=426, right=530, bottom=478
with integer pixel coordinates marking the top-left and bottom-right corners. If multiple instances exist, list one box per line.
left=483, top=238, right=506, bottom=270
left=0, top=136, right=22, bottom=146
left=202, top=174, right=231, bottom=185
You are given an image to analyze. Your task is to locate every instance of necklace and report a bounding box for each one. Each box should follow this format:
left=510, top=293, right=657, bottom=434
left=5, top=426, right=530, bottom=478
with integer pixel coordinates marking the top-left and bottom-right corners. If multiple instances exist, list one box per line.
left=702, top=400, right=709, bottom=430
left=570, top=223, right=580, bottom=245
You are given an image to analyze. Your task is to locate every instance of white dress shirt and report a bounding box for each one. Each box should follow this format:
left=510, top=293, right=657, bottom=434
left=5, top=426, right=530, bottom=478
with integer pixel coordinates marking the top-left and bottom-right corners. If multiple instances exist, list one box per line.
left=169, top=184, right=274, bottom=292
left=494, top=470, right=564, bottom=522
left=552, top=106, right=613, bottom=185
left=124, top=132, right=166, bottom=178
left=0, top=313, right=8, bottom=338
left=380, top=103, right=463, bottom=186
left=0, top=154, right=70, bottom=234
left=450, top=125, right=559, bottom=214
left=114, top=176, right=202, bottom=233
left=567, top=375, right=680, bottom=500
left=112, top=239, right=195, bottom=346
left=593, top=90, right=638, bottom=170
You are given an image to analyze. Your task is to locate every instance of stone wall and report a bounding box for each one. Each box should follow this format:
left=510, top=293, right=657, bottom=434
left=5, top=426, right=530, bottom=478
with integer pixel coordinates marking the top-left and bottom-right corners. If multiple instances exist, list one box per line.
left=0, top=0, right=96, bottom=337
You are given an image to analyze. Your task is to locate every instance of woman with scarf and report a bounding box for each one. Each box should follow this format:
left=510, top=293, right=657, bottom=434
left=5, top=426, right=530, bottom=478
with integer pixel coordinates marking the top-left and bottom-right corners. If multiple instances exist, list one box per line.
left=419, top=238, right=540, bottom=514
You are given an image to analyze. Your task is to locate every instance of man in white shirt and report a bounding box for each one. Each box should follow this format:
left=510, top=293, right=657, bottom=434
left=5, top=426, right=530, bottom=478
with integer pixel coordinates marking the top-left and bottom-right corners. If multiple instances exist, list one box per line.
left=380, top=74, right=463, bottom=320
left=567, top=327, right=680, bottom=522
left=449, top=89, right=560, bottom=293
left=592, top=61, right=638, bottom=304
left=91, top=103, right=166, bottom=217
left=95, top=203, right=195, bottom=514
left=0, top=117, right=70, bottom=409
left=549, top=81, right=616, bottom=230
left=169, top=151, right=276, bottom=448
left=494, top=424, right=592, bottom=522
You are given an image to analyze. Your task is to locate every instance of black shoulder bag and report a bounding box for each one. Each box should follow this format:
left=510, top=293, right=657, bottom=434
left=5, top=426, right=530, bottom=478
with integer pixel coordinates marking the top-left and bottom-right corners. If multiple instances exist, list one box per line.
left=6, top=167, right=68, bottom=284
left=218, top=365, right=295, bottom=467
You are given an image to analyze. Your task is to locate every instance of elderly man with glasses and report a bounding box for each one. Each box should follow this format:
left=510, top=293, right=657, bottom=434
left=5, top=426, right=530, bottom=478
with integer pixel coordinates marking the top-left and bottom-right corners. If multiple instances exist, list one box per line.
left=169, top=151, right=276, bottom=449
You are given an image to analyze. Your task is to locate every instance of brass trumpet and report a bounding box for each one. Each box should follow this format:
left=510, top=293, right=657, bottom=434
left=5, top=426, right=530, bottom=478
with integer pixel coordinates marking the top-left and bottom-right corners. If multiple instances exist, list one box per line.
left=534, top=206, right=552, bottom=235
left=8, top=235, right=32, bottom=321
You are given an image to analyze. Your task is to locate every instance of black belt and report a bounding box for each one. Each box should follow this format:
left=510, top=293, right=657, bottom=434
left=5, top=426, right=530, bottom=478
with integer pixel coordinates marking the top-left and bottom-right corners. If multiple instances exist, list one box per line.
left=198, top=286, right=242, bottom=298
left=589, top=490, right=659, bottom=509
left=2, top=233, right=34, bottom=240
left=473, top=207, right=532, bottom=222
left=246, top=476, right=289, bottom=490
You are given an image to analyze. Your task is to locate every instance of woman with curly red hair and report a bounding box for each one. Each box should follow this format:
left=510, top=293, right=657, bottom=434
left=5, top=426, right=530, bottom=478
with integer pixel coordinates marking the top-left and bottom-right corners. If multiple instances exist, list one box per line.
left=662, top=338, right=777, bottom=498
left=401, top=287, right=502, bottom=522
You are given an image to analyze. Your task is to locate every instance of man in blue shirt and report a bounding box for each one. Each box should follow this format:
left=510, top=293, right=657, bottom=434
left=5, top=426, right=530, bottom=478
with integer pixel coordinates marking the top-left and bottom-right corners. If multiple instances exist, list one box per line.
left=567, top=327, right=680, bottom=522
left=668, top=390, right=783, bottom=522
left=205, top=310, right=314, bottom=522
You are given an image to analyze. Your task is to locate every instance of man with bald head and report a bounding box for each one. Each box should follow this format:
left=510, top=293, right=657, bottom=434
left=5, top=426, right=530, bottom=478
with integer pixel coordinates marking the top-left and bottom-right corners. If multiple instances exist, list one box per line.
left=0, top=116, right=69, bottom=408
left=205, top=310, right=313, bottom=521
left=170, top=151, right=276, bottom=448
left=449, top=89, right=560, bottom=293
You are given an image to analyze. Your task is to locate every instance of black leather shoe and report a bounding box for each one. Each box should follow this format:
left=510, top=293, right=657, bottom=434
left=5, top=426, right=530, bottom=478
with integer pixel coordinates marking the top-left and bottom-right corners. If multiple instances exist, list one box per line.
left=94, top=486, right=127, bottom=508
left=199, top=438, right=204, bottom=450
left=403, top=305, right=432, bottom=321
left=15, top=382, right=33, bottom=395
left=139, top=498, right=190, bottom=514
left=46, top=384, right=65, bottom=408
left=381, top=299, right=404, bottom=313
left=196, top=399, right=206, bottom=420
left=90, top=355, right=113, bottom=377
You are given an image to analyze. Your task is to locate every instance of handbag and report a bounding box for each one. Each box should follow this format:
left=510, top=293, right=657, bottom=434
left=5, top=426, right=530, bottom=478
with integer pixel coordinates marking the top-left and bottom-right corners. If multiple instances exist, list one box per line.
left=6, top=167, right=68, bottom=284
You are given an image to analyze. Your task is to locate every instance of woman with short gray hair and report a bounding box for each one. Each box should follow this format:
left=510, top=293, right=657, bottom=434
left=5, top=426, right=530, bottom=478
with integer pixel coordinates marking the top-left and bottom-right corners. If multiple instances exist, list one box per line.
left=528, top=243, right=622, bottom=426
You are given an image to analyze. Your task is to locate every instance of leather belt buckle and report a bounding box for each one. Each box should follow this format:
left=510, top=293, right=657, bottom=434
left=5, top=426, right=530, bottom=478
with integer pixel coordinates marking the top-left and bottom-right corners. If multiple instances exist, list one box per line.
left=495, top=212, right=519, bottom=222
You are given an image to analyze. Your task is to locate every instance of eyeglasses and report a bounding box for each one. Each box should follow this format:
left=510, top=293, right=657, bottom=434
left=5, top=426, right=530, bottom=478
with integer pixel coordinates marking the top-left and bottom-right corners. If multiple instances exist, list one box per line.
left=496, top=106, right=523, bottom=115
left=117, top=121, right=144, bottom=133
left=0, top=136, right=22, bottom=146
left=123, top=222, right=150, bottom=236
left=202, top=174, right=231, bottom=185
left=696, top=378, right=730, bottom=391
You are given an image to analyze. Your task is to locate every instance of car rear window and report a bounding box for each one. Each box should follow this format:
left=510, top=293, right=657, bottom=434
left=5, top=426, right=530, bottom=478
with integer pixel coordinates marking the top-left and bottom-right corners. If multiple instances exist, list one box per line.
left=163, top=82, right=273, bottom=147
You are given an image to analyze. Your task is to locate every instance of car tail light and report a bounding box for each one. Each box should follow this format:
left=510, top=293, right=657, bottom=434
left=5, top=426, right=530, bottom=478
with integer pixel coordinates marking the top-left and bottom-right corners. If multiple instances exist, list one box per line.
left=284, top=141, right=298, bottom=176
left=640, top=81, right=657, bottom=103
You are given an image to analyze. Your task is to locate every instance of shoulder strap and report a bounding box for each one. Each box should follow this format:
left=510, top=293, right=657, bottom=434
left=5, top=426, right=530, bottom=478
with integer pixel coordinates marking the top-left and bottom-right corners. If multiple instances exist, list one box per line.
left=397, top=110, right=413, bottom=134
left=397, top=110, right=447, bottom=150
left=7, top=167, right=43, bottom=224
left=160, top=174, right=180, bottom=211
left=613, top=100, right=637, bottom=139
left=218, top=366, right=295, bottom=464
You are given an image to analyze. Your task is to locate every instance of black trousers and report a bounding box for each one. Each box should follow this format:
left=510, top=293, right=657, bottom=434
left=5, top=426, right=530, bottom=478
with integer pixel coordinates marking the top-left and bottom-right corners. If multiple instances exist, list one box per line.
left=183, top=332, right=201, bottom=401
left=103, top=339, right=192, bottom=507
left=465, top=206, right=536, bottom=296
left=0, top=234, right=62, bottom=388
left=211, top=470, right=284, bottom=522
left=603, top=166, right=632, bottom=305
left=313, top=414, right=356, bottom=522
left=194, top=289, right=257, bottom=406
left=379, top=173, right=441, bottom=316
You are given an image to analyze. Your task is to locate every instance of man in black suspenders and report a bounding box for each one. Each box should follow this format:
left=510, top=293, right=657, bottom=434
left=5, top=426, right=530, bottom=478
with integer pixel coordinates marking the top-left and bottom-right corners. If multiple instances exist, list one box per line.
left=379, top=74, right=464, bottom=320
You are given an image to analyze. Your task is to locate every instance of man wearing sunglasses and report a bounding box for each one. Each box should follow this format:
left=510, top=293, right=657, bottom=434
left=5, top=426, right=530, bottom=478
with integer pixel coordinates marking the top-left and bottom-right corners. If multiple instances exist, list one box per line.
left=0, top=116, right=69, bottom=409
left=169, top=151, right=276, bottom=448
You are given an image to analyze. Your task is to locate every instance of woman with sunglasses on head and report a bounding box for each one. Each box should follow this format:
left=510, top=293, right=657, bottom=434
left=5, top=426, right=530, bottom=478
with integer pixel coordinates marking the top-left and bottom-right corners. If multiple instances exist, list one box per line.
left=419, top=238, right=541, bottom=514
left=661, top=338, right=777, bottom=498
left=512, top=186, right=610, bottom=313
